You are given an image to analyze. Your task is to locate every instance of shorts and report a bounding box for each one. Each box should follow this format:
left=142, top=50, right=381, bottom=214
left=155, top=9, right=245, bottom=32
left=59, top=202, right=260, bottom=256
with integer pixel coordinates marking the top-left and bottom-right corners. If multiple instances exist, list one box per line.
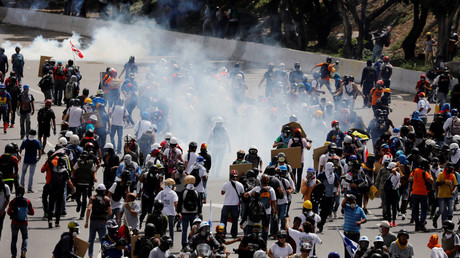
left=38, top=125, right=51, bottom=138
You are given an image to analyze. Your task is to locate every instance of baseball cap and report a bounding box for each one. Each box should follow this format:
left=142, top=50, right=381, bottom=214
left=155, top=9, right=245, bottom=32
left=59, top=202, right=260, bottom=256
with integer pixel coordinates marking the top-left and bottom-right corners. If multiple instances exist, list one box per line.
left=377, top=220, right=391, bottom=228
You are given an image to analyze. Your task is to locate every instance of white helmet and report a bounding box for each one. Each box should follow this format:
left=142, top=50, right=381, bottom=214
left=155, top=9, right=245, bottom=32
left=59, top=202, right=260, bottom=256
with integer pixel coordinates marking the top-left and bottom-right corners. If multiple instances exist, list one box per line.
left=96, top=184, right=106, bottom=191
left=65, top=131, right=73, bottom=138
left=70, top=134, right=80, bottom=145
left=453, top=135, right=460, bottom=142
left=253, top=250, right=267, bottom=258
left=215, top=116, right=224, bottom=123
left=360, top=236, right=369, bottom=242
left=450, top=143, right=459, bottom=150
left=387, top=162, right=397, bottom=170
left=152, top=143, right=160, bottom=149
left=58, top=137, right=68, bottom=146
left=235, top=74, right=243, bottom=80
left=425, top=139, right=436, bottom=147
left=104, top=143, right=114, bottom=149
left=374, top=236, right=384, bottom=243
left=89, top=114, right=98, bottom=121
left=344, top=135, right=353, bottom=144
left=164, top=133, right=172, bottom=140
left=170, top=137, right=178, bottom=145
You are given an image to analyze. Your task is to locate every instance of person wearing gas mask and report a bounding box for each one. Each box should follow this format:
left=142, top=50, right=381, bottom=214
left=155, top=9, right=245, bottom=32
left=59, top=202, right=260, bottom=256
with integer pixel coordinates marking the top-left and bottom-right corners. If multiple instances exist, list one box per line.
left=116, top=154, right=140, bottom=192
left=52, top=221, right=80, bottom=258
left=101, top=220, right=124, bottom=258
left=19, top=129, right=42, bottom=193
left=154, top=178, right=178, bottom=243
left=139, top=163, right=164, bottom=225
left=233, top=150, right=250, bottom=165
left=148, top=235, right=173, bottom=258
left=164, top=137, right=184, bottom=180
left=187, top=221, right=221, bottom=253
left=317, top=162, right=341, bottom=233
left=362, top=236, right=390, bottom=258
left=327, top=121, right=346, bottom=148
left=433, top=162, right=458, bottom=228
left=388, top=229, right=414, bottom=258
left=107, top=171, right=130, bottom=221
left=369, top=80, right=385, bottom=115
left=237, top=224, right=267, bottom=258
left=71, top=150, right=97, bottom=220
left=245, top=145, right=263, bottom=170
left=342, top=193, right=367, bottom=258
left=102, top=143, right=119, bottom=189
left=207, top=117, right=231, bottom=172
left=118, top=193, right=140, bottom=235
left=146, top=199, right=168, bottom=238
left=440, top=220, right=459, bottom=258
left=273, top=125, right=292, bottom=149
left=449, top=143, right=460, bottom=169
left=355, top=236, right=370, bottom=258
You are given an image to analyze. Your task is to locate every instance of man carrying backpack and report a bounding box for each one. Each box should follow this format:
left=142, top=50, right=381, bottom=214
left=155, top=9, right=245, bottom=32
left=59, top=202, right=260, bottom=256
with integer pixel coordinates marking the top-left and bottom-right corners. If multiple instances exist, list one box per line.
left=72, top=151, right=97, bottom=219
left=378, top=56, right=393, bottom=88
left=146, top=199, right=168, bottom=237
left=53, top=61, right=67, bottom=106
left=64, top=75, right=79, bottom=106
left=37, top=99, right=56, bottom=152
left=7, top=186, right=34, bottom=258
left=17, top=85, right=35, bottom=140
left=190, top=156, right=207, bottom=204
left=177, top=174, right=202, bottom=250
left=11, top=46, right=24, bottom=83
left=220, top=170, right=244, bottom=238
left=0, top=144, right=20, bottom=191
left=39, top=70, right=55, bottom=102
left=311, top=57, right=338, bottom=94
left=19, top=129, right=42, bottom=193
left=85, top=184, right=112, bottom=258
left=443, top=108, right=460, bottom=144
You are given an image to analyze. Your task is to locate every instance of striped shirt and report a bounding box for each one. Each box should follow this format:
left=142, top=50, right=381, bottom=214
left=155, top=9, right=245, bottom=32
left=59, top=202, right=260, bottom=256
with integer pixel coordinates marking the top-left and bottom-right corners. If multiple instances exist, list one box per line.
left=343, top=203, right=366, bottom=233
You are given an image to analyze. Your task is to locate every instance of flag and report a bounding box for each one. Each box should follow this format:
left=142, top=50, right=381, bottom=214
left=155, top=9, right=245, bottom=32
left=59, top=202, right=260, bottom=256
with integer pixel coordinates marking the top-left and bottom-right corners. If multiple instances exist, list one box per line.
left=208, top=200, right=213, bottom=232
left=70, top=41, right=84, bottom=58
left=337, top=229, right=358, bottom=257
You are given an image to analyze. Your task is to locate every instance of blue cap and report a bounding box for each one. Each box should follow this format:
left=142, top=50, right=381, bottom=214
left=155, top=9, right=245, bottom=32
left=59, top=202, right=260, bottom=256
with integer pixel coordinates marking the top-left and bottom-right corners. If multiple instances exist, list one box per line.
left=23, top=85, right=29, bottom=90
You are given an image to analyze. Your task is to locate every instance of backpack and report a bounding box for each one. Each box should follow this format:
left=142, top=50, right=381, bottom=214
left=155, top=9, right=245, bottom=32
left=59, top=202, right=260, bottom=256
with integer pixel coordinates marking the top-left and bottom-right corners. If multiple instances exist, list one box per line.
left=190, top=168, right=202, bottom=187
left=0, top=155, right=13, bottom=178
left=381, top=65, right=392, bottom=80
left=12, top=197, right=28, bottom=222
left=65, top=82, right=76, bottom=100
left=56, top=66, right=65, bottom=76
left=290, top=137, right=303, bottom=148
left=390, top=137, right=404, bottom=154
left=248, top=201, right=263, bottom=222
left=134, top=236, right=155, bottom=257
left=8, top=84, right=20, bottom=100
left=320, top=63, right=330, bottom=79
left=451, top=117, right=460, bottom=136
left=13, top=54, right=23, bottom=68
left=92, top=195, right=108, bottom=216
left=183, top=189, right=198, bottom=211
left=259, top=187, right=272, bottom=210
left=39, top=75, right=53, bottom=91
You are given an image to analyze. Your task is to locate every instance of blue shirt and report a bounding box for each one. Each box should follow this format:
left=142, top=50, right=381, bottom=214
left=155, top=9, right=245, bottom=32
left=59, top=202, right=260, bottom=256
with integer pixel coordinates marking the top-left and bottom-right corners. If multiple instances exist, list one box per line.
left=343, top=203, right=366, bottom=233
left=20, top=139, right=42, bottom=164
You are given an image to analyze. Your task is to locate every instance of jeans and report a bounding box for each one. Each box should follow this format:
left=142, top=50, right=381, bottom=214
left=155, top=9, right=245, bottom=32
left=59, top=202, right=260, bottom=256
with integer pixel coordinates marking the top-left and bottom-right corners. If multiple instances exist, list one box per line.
left=384, top=189, right=399, bottom=222
left=438, top=92, right=448, bottom=109
left=11, top=223, right=28, bottom=256
left=75, top=185, right=91, bottom=218
left=48, top=188, right=64, bottom=225
left=412, top=194, right=428, bottom=228
left=271, top=203, right=287, bottom=234
left=21, top=163, right=36, bottom=191
left=110, top=125, right=123, bottom=153
left=19, top=113, right=31, bottom=138
left=203, top=179, right=208, bottom=200
left=88, top=221, right=107, bottom=257
left=181, top=213, right=197, bottom=247
left=220, top=205, right=239, bottom=238
left=54, top=79, right=65, bottom=105
left=110, top=207, right=122, bottom=222
left=372, top=44, right=383, bottom=62
left=168, top=215, right=176, bottom=243
left=436, top=198, right=453, bottom=222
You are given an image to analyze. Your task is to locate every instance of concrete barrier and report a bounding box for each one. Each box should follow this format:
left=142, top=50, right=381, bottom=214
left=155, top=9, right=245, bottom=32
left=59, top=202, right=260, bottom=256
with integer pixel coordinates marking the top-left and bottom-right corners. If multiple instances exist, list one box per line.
left=0, top=6, right=424, bottom=93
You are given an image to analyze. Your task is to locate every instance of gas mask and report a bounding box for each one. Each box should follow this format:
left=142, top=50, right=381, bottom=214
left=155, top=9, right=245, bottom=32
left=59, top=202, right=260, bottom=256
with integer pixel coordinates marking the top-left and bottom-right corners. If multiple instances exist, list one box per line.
left=335, top=125, right=340, bottom=130
left=278, top=156, right=286, bottom=163
left=186, top=184, right=194, bottom=190
left=350, top=203, right=356, bottom=209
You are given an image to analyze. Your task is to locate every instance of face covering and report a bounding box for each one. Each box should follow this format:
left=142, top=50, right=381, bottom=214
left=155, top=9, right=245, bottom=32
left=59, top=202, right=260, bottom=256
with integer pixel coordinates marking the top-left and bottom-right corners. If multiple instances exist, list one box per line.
left=28, top=135, right=36, bottom=140
left=125, top=201, right=134, bottom=206
left=186, top=184, right=194, bottom=190
left=350, top=203, right=356, bottom=209
left=335, top=125, right=340, bottom=130
left=378, top=227, right=383, bottom=233
left=166, top=185, right=173, bottom=190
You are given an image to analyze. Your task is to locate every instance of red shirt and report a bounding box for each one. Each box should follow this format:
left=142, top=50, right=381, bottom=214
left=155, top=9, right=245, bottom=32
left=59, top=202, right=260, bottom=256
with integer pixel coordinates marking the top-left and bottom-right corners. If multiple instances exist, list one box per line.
left=53, top=65, right=66, bottom=80
left=7, top=197, right=34, bottom=225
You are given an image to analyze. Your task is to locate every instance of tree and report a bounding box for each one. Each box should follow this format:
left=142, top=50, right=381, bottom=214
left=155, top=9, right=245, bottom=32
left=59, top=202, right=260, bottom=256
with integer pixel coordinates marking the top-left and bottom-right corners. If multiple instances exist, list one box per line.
left=429, top=0, right=460, bottom=59
left=401, top=0, right=429, bottom=59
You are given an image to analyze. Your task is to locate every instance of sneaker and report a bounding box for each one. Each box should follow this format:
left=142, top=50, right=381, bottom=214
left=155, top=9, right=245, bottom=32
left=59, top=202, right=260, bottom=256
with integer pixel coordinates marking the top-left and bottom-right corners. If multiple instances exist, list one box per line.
left=3, top=130, right=6, bottom=134
left=202, top=199, right=207, bottom=204
left=333, top=211, right=337, bottom=219
left=20, top=252, right=26, bottom=258
left=76, top=204, right=81, bottom=213
left=420, top=226, right=429, bottom=232
left=364, top=208, right=369, bottom=215
left=10, top=124, right=14, bottom=128
left=79, top=216, right=84, bottom=220
left=176, top=226, right=182, bottom=232
left=27, top=189, right=34, bottom=193
left=392, top=221, right=397, bottom=227
left=402, top=213, right=406, bottom=220
left=55, top=223, right=60, bottom=228
left=48, top=221, right=53, bottom=228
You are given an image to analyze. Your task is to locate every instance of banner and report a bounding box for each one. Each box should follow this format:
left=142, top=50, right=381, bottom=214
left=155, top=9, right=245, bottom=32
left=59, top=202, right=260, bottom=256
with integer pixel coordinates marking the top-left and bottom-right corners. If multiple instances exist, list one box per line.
left=337, top=229, right=358, bottom=257
left=70, top=41, right=84, bottom=58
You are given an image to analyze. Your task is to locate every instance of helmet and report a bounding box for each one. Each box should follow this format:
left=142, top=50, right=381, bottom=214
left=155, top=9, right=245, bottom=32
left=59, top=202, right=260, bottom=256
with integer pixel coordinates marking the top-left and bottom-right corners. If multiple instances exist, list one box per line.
left=215, top=116, right=224, bottom=124
left=193, top=218, right=202, bottom=225
left=58, top=137, right=68, bottom=146
left=374, top=236, right=384, bottom=242
left=165, top=178, right=175, bottom=186
left=196, top=156, right=205, bottom=164
left=426, top=32, right=431, bottom=36
left=68, top=221, right=80, bottom=230
left=184, top=175, right=196, bottom=185
left=85, top=142, right=94, bottom=150
left=129, top=56, right=135, bottom=62
left=0, top=84, right=5, bottom=89
left=328, top=252, right=340, bottom=258
left=442, top=220, right=455, bottom=232
left=145, top=223, right=156, bottom=238
left=106, top=219, right=118, bottom=229
left=45, top=99, right=52, bottom=106
left=164, top=133, right=172, bottom=140
left=303, top=200, right=313, bottom=210
left=377, top=80, right=384, bottom=86
left=22, top=85, right=29, bottom=90
left=84, top=98, right=93, bottom=104
left=96, top=184, right=106, bottom=191
left=294, top=62, right=300, bottom=69
left=5, top=143, right=14, bottom=153
left=170, top=137, right=178, bottom=145
left=70, top=135, right=80, bottom=145
left=198, top=221, right=210, bottom=231
left=104, top=143, right=114, bottom=149
left=289, top=114, right=297, bottom=122
left=268, top=63, right=275, bottom=69
left=331, top=120, right=339, bottom=127
left=397, top=229, right=409, bottom=239
left=230, top=169, right=239, bottom=178
left=395, top=150, right=404, bottom=157
left=360, top=236, right=369, bottom=242
left=261, top=174, right=270, bottom=184
left=452, top=108, right=459, bottom=117
left=109, top=68, right=117, bottom=77
left=349, top=155, right=358, bottom=161
left=452, top=135, right=460, bottom=142
left=294, top=128, right=302, bottom=136
left=425, top=139, right=436, bottom=147
left=328, top=142, right=337, bottom=153
left=387, top=162, right=397, bottom=170
left=326, top=56, right=332, bottom=63
left=201, top=143, right=207, bottom=150
left=344, top=135, right=353, bottom=144
left=384, top=88, right=391, bottom=93
left=216, top=223, right=225, bottom=233
left=189, top=141, right=198, bottom=150
left=450, top=143, right=459, bottom=150
left=253, top=250, right=267, bottom=258
left=153, top=199, right=164, bottom=211
left=246, top=169, right=255, bottom=178
left=383, top=56, right=390, bottom=62
left=141, top=111, right=149, bottom=120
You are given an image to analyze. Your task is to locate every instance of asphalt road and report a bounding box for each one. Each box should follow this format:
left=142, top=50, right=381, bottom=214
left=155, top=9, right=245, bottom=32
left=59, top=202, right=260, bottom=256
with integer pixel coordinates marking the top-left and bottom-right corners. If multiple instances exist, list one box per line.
left=0, top=23, right=450, bottom=258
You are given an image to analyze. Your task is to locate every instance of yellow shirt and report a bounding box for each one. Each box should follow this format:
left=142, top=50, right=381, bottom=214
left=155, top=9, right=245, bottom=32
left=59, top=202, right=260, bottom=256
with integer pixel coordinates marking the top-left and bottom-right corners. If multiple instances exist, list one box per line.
left=436, top=172, right=458, bottom=198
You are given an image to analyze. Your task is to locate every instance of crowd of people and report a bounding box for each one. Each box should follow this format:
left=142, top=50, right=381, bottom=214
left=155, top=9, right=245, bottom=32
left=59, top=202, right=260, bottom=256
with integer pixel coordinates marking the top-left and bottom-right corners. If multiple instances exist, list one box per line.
left=0, top=43, right=459, bottom=258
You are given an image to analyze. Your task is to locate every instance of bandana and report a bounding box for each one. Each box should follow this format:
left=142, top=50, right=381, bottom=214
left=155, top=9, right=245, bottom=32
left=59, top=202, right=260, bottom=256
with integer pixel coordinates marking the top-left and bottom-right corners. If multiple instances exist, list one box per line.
left=427, top=234, right=441, bottom=249
left=396, top=239, right=407, bottom=250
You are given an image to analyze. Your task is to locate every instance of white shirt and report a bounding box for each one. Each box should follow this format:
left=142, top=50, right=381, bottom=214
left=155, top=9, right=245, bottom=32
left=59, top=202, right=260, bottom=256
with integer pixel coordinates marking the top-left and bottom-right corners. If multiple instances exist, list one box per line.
left=417, top=98, right=431, bottom=117
left=110, top=105, right=127, bottom=126
left=248, top=186, right=276, bottom=215
left=288, top=228, right=322, bottom=255
left=109, top=182, right=124, bottom=209
left=288, top=137, right=310, bottom=162
left=430, top=247, right=448, bottom=258
left=154, top=188, right=178, bottom=216
left=389, top=172, right=401, bottom=190
left=222, top=180, right=244, bottom=206
left=269, top=243, right=293, bottom=258
left=184, top=152, right=199, bottom=174
left=300, top=211, right=321, bottom=228
left=0, top=184, right=11, bottom=210
left=148, top=247, right=171, bottom=258
left=191, top=164, right=207, bottom=193
left=68, top=106, right=84, bottom=127
left=134, top=120, right=152, bottom=140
